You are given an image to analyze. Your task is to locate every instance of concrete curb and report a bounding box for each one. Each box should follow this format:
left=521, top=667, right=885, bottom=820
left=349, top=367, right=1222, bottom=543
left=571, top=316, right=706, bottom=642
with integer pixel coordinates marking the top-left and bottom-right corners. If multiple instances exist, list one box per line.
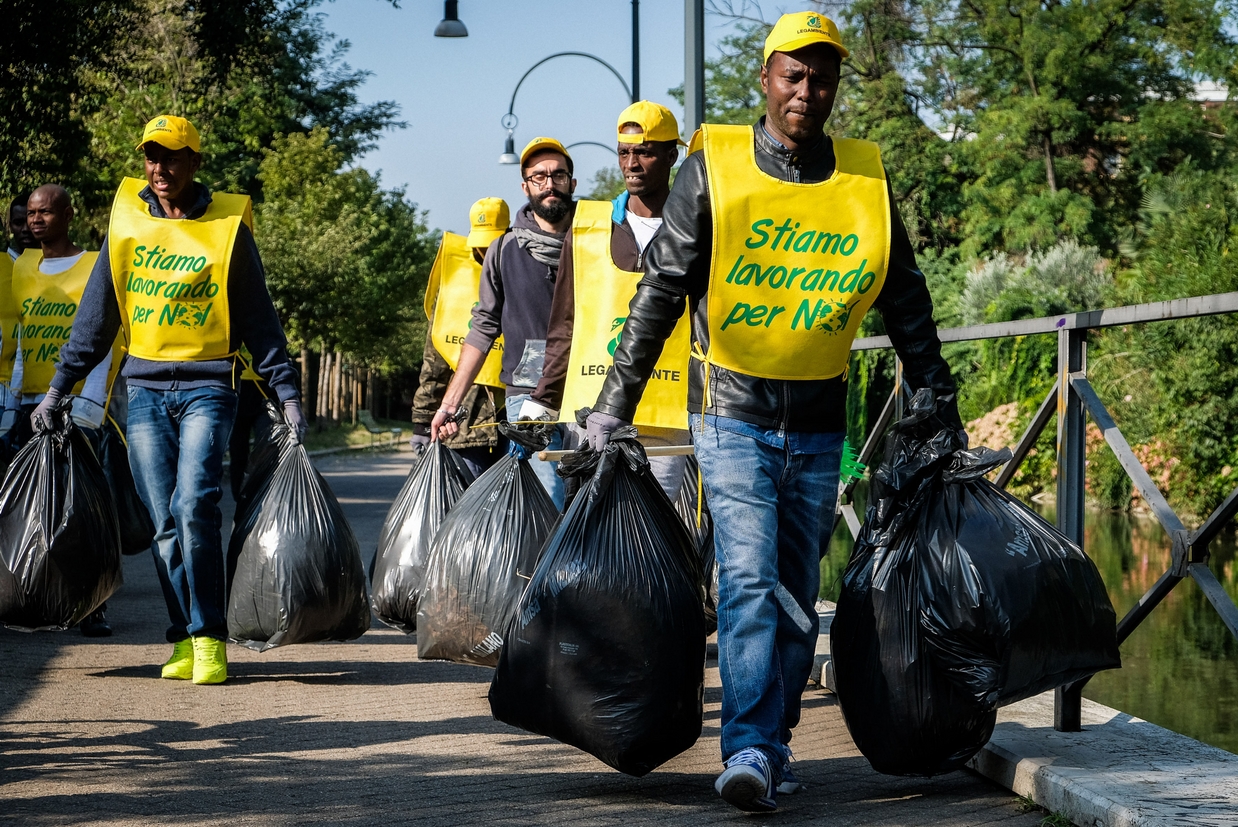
left=967, top=693, right=1238, bottom=827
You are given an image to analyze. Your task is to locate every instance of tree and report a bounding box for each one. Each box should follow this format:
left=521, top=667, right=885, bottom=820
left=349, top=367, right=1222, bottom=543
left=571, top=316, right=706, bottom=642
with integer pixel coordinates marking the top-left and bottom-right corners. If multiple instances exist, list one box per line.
left=255, top=128, right=435, bottom=366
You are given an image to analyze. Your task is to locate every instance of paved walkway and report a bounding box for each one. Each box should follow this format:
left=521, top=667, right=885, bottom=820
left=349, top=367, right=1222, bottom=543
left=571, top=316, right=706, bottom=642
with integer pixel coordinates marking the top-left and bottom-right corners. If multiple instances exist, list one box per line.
left=0, top=451, right=1044, bottom=826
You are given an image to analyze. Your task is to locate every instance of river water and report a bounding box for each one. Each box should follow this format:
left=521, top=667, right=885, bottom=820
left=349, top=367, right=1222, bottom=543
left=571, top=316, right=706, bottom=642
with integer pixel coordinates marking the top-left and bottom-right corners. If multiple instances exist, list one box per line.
left=820, top=500, right=1238, bottom=755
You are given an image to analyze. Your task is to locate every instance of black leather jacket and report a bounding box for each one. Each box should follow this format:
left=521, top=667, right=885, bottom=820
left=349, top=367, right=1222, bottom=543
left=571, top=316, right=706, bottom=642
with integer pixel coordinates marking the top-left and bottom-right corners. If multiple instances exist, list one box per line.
left=595, top=119, right=961, bottom=433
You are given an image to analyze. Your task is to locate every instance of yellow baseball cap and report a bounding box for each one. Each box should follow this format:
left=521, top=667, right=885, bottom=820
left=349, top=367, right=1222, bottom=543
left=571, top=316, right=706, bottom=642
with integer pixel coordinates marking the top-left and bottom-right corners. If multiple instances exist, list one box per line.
left=136, top=115, right=201, bottom=152
left=616, top=100, right=687, bottom=146
left=519, top=137, right=573, bottom=170
left=763, top=11, right=849, bottom=64
left=467, top=197, right=510, bottom=249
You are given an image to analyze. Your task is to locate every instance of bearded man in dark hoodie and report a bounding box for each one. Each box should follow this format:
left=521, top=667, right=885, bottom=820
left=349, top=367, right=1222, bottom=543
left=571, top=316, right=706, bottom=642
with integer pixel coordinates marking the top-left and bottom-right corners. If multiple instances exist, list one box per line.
left=430, top=138, right=576, bottom=509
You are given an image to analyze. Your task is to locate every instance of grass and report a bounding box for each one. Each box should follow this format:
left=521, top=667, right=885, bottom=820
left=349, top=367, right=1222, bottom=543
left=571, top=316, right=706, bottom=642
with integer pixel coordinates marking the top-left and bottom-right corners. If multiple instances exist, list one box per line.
left=1014, top=796, right=1077, bottom=827
left=301, top=416, right=407, bottom=453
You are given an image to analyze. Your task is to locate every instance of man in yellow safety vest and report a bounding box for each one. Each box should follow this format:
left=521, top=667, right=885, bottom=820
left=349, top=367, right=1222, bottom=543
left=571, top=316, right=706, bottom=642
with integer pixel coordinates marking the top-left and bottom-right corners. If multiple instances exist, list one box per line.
left=526, top=101, right=690, bottom=497
left=584, top=13, right=965, bottom=811
left=14, top=184, right=121, bottom=636
left=33, top=115, right=308, bottom=686
left=411, top=198, right=509, bottom=478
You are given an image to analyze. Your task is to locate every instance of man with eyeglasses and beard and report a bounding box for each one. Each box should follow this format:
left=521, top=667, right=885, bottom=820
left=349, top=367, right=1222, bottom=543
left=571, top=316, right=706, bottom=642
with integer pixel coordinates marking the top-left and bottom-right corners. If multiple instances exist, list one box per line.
left=430, top=137, right=577, bottom=509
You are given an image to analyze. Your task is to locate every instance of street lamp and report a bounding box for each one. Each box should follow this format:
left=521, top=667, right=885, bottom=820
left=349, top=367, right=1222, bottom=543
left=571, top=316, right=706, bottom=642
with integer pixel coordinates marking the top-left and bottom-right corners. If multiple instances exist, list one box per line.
left=434, top=0, right=467, bottom=37
left=567, top=141, right=619, bottom=156
left=498, top=52, right=633, bottom=165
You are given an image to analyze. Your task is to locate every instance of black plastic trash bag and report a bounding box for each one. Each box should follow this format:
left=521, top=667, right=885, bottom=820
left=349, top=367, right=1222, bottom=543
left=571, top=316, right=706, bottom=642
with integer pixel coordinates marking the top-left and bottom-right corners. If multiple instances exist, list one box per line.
left=370, top=442, right=472, bottom=632
left=490, top=429, right=706, bottom=776
left=226, top=413, right=370, bottom=651
left=673, top=455, right=718, bottom=635
left=832, top=389, right=1120, bottom=776
left=99, top=419, right=155, bottom=556
left=416, top=421, right=557, bottom=666
left=0, top=411, right=123, bottom=630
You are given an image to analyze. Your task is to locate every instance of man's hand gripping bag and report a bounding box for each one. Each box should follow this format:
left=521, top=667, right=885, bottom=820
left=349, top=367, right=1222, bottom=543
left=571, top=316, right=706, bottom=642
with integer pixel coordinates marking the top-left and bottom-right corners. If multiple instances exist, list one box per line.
left=415, top=421, right=557, bottom=666
left=226, top=411, right=370, bottom=650
left=831, top=389, right=1120, bottom=776
left=0, top=410, right=123, bottom=630
left=489, top=427, right=706, bottom=777
left=370, top=441, right=472, bottom=632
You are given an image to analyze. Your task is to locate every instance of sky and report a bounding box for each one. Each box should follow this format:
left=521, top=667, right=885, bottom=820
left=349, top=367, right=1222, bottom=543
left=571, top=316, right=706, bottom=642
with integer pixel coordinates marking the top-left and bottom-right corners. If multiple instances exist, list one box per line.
left=319, top=0, right=758, bottom=235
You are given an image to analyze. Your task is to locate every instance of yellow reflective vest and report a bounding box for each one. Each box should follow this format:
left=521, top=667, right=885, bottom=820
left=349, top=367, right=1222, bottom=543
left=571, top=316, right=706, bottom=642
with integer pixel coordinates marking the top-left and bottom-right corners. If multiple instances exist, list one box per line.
left=559, top=200, right=690, bottom=430
left=13, top=250, right=123, bottom=396
left=700, top=124, right=890, bottom=380
left=423, top=231, right=504, bottom=389
left=0, top=254, right=17, bottom=385
left=108, top=176, right=251, bottom=362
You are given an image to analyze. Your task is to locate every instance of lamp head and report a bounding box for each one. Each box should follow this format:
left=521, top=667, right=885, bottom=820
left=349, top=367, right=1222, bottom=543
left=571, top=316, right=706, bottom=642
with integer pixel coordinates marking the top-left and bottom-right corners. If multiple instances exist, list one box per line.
left=434, top=0, right=467, bottom=37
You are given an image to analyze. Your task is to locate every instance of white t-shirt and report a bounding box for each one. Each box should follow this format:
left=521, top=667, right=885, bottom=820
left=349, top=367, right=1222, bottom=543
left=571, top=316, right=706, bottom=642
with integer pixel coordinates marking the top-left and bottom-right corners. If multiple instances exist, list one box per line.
left=38, top=250, right=87, bottom=275
left=625, top=212, right=663, bottom=253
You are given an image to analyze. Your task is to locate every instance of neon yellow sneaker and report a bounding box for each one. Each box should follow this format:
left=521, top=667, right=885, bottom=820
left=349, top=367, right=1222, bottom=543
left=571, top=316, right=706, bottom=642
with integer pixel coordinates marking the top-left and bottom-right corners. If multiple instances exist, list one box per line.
left=161, top=639, right=194, bottom=680
left=191, top=637, right=228, bottom=685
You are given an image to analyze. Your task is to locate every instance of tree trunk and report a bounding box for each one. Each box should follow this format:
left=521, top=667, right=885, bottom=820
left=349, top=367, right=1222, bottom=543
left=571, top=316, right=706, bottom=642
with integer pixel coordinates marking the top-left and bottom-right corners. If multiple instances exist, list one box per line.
left=300, top=347, right=312, bottom=419
left=366, top=369, right=375, bottom=415
left=1043, top=134, right=1058, bottom=193
left=331, top=351, right=342, bottom=424
left=317, top=346, right=330, bottom=422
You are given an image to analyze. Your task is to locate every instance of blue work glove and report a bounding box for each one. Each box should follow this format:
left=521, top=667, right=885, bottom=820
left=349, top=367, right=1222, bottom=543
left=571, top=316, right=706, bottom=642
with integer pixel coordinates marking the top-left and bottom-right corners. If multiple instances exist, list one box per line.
left=585, top=410, right=627, bottom=453
left=508, top=439, right=532, bottom=461
left=283, top=399, right=308, bottom=445
left=31, top=387, right=65, bottom=433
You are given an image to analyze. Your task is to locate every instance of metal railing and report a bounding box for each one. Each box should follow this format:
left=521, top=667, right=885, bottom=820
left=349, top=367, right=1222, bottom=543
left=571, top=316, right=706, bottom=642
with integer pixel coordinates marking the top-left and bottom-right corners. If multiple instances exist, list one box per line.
left=838, top=291, right=1238, bottom=731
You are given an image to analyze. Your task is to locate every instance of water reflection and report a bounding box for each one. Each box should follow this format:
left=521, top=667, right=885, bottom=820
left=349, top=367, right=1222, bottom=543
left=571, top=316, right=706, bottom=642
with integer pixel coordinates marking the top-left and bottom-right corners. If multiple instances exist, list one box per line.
left=821, top=493, right=1238, bottom=755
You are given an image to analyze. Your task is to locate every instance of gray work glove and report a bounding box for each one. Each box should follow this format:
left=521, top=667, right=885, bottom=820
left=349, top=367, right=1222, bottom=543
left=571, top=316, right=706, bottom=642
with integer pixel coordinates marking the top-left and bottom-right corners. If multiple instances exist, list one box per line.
left=31, top=387, right=65, bottom=434
left=411, top=432, right=430, bottom=458
left=584, top=409, right=628, bottom=453
left=283, top=399, right=308, bottom=445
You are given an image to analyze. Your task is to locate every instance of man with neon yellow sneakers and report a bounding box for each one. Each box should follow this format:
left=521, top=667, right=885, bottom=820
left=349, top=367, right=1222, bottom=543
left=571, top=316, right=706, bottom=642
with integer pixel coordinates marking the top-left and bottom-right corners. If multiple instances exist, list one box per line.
left=586, top=13, right=963, bottom=811
left=33, top=115, right=307, bottom=685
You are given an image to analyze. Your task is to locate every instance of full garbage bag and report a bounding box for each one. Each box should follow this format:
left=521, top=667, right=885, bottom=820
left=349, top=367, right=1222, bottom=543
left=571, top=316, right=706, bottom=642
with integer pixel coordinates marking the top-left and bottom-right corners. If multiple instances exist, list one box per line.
left=416, top=421, right=557, bottom=666
left=673, top=455, right=718, bottom=635
left=99, top=419, right=155, bottom=556
left=370, top=442, right=472, bottom=632
left=490, top=428, right=706, bottom=776
left=832, top=389, right=1120, bottom=776
left=0, top=410, right=122, bottom=630
left=226, top=413, right=370, bottom=651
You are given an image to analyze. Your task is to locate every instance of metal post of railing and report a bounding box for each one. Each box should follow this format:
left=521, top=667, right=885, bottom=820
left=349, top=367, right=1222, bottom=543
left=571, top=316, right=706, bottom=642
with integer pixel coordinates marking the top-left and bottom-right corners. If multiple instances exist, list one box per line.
left=1055, top=326, right=1087, bottom=731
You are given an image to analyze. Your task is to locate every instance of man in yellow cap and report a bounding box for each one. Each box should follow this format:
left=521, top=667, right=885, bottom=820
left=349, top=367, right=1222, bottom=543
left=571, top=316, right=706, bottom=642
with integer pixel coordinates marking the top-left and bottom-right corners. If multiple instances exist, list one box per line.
left=430, top=138, right=577, bottom=508
left=411, top=198, right=510, bottom=477
left=584, top=13, right=963, bottom=811
left=32, top=115, right=308, bottom=686
left=526, top=101, right=689, bottom=496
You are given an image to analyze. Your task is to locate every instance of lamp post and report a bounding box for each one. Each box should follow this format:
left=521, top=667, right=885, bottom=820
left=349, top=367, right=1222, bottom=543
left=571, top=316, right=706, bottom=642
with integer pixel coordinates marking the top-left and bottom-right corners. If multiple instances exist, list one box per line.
left=498, top=52, right=633, bottom=164
left=566, top=141, right=619, bottom=156
left=433, top=1, right=467, bottom=37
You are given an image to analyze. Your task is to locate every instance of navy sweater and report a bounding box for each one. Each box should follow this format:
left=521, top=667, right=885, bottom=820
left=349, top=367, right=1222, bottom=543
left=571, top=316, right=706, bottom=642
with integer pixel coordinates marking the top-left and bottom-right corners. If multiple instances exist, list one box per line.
left=52, top=184, right=299, bottom=403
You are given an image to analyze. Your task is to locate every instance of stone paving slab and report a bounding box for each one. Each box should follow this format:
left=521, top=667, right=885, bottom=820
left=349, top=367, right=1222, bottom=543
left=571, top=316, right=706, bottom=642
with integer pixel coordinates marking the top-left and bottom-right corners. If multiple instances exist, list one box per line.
left=0, top=452, right=1042, bottom=826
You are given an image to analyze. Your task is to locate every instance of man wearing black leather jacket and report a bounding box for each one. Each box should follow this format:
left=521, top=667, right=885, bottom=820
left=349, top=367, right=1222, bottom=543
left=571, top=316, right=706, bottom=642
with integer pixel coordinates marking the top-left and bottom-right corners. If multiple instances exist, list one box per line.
left=585, top=12, right=963, bottom=814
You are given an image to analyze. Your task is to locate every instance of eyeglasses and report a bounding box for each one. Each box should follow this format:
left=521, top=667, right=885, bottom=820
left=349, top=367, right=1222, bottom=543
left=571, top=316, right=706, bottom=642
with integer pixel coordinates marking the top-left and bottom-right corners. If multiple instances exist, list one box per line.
left=523, top=170, right=572, bottom=188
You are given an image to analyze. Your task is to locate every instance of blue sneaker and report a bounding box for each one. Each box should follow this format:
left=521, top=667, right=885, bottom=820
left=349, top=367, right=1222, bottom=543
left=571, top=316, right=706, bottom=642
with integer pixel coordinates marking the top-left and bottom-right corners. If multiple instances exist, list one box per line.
left=715, top=747, right=777, bottom=812
left=777, top=746, right=802, bottom=794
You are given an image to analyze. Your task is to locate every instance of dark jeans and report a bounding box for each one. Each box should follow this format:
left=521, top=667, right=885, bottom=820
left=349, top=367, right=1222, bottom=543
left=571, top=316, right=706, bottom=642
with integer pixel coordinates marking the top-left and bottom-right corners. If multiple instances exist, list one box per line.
left=128, top=385, right=237, bottom=642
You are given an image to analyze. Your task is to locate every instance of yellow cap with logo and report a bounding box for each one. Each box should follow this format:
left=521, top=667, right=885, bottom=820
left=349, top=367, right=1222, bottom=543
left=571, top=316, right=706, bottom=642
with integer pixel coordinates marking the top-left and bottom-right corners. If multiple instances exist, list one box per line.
left=136, top=115, right=201, bottom=152
left=467, top=197, right=510, bottom=249
left=616, top=100, right=687, bottom=146
left=763, top=11, right=849, bottom=64
left=519, top=137, right=573, bottom=169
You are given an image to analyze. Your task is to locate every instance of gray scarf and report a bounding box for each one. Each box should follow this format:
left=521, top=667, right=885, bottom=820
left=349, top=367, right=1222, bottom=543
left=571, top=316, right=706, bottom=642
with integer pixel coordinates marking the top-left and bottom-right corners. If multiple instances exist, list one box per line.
left=511, top=226, right=566, bottom=269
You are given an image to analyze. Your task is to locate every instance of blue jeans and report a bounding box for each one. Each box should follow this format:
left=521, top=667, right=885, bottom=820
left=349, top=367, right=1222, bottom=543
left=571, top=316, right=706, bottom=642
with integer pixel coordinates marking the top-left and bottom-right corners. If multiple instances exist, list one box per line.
left=506, top=393, right=565, bottom=510
left=691, top=413, right=843, bottom=764
left=128, top=386, right=237, bottom=642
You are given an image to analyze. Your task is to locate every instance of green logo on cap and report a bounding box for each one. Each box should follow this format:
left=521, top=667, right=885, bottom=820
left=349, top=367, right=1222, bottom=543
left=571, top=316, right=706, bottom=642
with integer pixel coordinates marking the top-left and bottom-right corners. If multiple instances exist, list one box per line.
left=807, top=15, right=821, bottom=27
left=476, top=213, right=486, bottom=223
left=156, top=118, right=168, bottom=127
